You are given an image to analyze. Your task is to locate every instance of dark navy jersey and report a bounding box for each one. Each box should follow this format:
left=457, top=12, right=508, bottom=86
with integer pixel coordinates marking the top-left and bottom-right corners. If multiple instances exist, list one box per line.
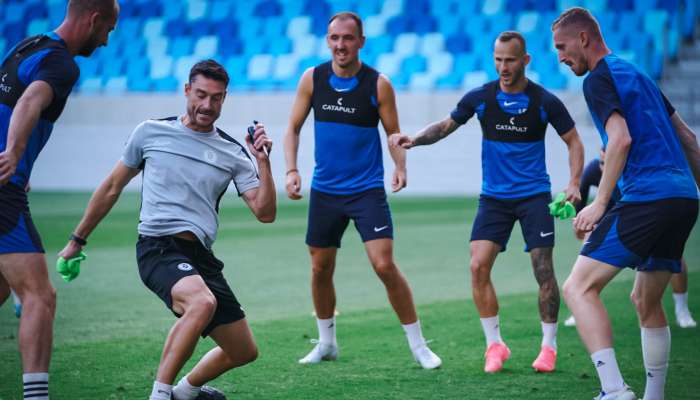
left=450, top=80, right=575, bottom=199
left=0, top=32, right=79, bottom=188
left=311, top=61, right=384, bottom=195
left=577, top=158, right=622, bottom=213
left=584, top=54, right=697, bottom=202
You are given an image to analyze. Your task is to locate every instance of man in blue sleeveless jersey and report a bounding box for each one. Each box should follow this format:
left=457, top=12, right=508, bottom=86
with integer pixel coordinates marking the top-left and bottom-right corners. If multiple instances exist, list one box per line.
left=283, top=12, right=441, bottom=369
left=553, top=7, right=700, bottom=400
left=0, top=1, right=118, bottom=398
left=391, top=31, right=584, bottom=374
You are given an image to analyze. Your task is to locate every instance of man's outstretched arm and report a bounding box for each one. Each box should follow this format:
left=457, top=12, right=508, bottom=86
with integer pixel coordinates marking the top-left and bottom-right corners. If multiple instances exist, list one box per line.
left=59, top=161, right=141, bottom=258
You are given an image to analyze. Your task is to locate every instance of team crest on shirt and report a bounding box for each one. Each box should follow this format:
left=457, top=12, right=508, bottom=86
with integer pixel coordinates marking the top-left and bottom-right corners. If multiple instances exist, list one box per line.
left=204, top=149, right=217, bottom=163
left=177, top=263, right=193, bottom=271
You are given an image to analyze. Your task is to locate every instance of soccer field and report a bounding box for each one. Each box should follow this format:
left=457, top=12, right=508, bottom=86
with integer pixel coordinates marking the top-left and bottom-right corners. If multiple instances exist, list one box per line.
left=1, top=193, right=699, bottom=399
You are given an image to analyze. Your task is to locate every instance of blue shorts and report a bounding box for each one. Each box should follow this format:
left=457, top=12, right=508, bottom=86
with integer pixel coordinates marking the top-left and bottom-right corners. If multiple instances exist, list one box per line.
left=0, top=183, right=44, bottom=254
left=471, top=192, right=554, bottom=252
left=306, top=187, right=393, bottom=248
left=581, top=198, right=698, bottom=272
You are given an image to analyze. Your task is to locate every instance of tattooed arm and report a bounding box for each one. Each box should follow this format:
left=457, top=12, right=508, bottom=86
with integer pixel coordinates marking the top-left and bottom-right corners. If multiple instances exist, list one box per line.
left=389, top=117, right=462, bottom=149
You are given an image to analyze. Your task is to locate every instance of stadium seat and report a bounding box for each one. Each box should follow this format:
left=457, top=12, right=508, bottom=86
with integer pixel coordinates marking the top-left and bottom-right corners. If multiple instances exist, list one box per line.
left=4, top=0, right=691, bottom=93
left=194, top=36, right=218, bottom=58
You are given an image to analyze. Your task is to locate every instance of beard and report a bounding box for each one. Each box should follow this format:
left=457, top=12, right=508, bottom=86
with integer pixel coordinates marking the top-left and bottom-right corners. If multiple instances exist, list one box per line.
left=77, top=36, right=100, bottom=57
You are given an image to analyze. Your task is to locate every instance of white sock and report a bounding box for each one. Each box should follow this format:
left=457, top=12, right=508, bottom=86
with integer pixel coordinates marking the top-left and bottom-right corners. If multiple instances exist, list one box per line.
left=480, top=315, right=503, bottom=347
left=317, top=317, right=336, bottom=345
left=150, top=381, right=173, bottom=400
left=402, top=320, right=426, bottom=351
left=23, top=372, right=49, bottom=400
left=641, top=326, right=671, bottom=400
left=541, top=321, right=557, bottom=350
left=591, top=348, right=625, bottom=394
left=172, top=375, right=200, bottom=400
left=673, top=292, right=689, bottom=314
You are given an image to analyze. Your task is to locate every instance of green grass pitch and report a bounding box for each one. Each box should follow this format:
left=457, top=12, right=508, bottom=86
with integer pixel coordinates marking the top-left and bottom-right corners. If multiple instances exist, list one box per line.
left=1, top=193, right=698, bottom=399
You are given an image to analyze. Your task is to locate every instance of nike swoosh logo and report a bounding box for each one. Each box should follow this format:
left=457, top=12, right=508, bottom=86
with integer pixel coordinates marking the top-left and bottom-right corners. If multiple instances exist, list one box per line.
left=157, top=390, right=170, bottom=394
left=374, top=225, right=389, bottom=232
left=540, top=231, right=554, bottom=237
left=503, top=101, right=517, bottom=106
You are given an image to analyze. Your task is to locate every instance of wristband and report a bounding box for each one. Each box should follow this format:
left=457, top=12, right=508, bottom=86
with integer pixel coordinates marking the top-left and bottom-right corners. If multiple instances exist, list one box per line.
left=286, top=168, right=299, bottom=175
left=70, top=233, right=87, bottom=246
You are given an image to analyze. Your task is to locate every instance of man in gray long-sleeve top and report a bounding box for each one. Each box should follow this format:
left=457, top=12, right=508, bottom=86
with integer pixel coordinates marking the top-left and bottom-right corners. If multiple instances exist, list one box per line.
left=58, top=59, right=276, bottom=400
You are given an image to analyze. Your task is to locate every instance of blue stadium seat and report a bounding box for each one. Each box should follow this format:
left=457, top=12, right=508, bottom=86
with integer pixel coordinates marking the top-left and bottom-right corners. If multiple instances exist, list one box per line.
left=356, top=0, right=381, bottom=18
left=445, top=34, right=473, bottom=54
left=169, top=37, right=194, bottom=59
left=268, top=37, right=292, bottom=55
left=486, top=13, right=513, bottom=35
left=437, top=15, right=462, bottom=37
left=644, top=10, right=669, bottom=56
left=26, top=18, right=49, bottom=36
left=194, top=36, right=218, bottom=58
left=152, top=76, right=179, bottom=92
left=186, top=0, right=208, bottom=21
left=123, top=38, right=146, bottom=60
left=149, top=55, right=173, bottom=80
left=401, top=55, right=427, bottom=77
left=126, top=58, right=149, bottom=83
left=606, top=0, right=634, bottom=12
left=208, top=1, right=233, bottom=21
left=254, top=0, right=283, bottom=18
left=618, top=12, right=641, bottom=32
left=3, top=0, right=691, bottom=93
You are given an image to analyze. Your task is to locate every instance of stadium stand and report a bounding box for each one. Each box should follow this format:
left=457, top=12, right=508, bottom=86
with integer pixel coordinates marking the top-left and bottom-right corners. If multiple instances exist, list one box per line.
left=0, top=0, right=697, bottom=93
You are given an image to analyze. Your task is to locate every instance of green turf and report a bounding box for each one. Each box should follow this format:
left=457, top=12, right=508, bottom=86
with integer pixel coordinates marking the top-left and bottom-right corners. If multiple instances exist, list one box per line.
left=1, top=193, right=698, bottom=399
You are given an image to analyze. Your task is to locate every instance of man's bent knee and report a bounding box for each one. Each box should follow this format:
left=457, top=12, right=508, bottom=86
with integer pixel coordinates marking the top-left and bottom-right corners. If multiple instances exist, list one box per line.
left=470, top=258, right=492, bottom=285
left=562, top=277, right=579, bottom=305
left=372, top=260, right=398, bottom=282
left=23, top=284, right=56, bottom=315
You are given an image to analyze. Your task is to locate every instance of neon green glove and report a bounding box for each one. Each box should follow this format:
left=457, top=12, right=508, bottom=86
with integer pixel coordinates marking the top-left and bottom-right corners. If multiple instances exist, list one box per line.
left=56, top=252, right=87, bottom=282
left=548, top=192, right=577, bottom=220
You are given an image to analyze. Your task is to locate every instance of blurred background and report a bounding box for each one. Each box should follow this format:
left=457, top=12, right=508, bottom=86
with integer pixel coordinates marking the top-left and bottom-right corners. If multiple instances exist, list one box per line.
left=2, top=0, right=699, bottom=194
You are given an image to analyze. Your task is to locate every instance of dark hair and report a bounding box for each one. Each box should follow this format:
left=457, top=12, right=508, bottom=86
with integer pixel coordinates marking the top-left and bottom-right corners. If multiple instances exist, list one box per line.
left=328, top=11, right=364, bottom=37
left=189, top=59, right=229, bottom=87
left=551, top=7, right=602, bottom=39
left=496, top=31, right=527, bottom=54
left=68, top=0, right=117, bottom=18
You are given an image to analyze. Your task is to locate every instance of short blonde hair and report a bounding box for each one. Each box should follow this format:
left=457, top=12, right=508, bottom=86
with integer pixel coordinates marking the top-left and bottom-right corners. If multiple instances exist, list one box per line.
left=551, top=7, right=602, bottom=40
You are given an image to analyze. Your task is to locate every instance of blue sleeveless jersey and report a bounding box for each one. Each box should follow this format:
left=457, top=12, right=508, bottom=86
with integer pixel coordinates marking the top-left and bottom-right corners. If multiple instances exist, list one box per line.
left=0, top=32, right=79, bottom=188
left=583, top=54, right=697, bottom=202
left=310, top=62, right=384, bottom=195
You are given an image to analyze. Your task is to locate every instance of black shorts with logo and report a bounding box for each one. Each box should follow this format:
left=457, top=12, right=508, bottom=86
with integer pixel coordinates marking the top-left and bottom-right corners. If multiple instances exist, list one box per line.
left=470, top=192, right=554, bottom=252
left=136, top=235, right=245, bottom=337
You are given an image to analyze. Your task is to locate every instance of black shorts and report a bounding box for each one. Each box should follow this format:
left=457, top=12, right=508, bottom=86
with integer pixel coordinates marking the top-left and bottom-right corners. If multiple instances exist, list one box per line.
left=136, top=235, right=245, bottom=337
left=581, top=198, right=698, bottom=272
left=306, top=187, right=393, bottom=248
left=470, top=192, right=554, bottom=252
left=0, top=183, right=44, bottom=254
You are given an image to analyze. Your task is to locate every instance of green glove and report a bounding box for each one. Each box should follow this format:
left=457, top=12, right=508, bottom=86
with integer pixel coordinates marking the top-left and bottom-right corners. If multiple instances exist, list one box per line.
left=56, top=252, right=87, bottom=282
left=548, top=192, right=577, bottom=220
